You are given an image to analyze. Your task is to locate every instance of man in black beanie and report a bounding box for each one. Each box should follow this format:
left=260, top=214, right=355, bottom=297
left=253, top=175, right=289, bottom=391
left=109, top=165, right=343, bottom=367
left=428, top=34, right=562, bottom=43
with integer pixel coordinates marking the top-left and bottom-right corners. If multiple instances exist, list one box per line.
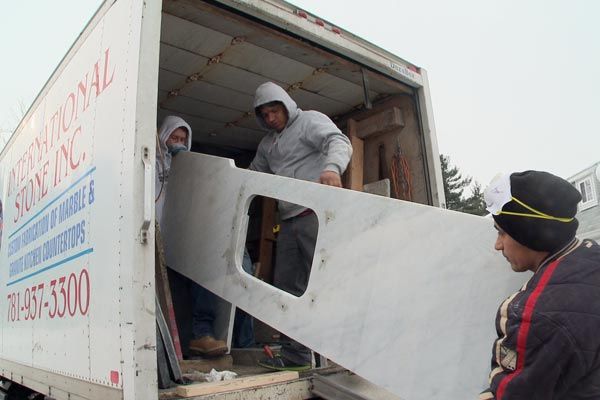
left=479, top=170, right=600, bottom=399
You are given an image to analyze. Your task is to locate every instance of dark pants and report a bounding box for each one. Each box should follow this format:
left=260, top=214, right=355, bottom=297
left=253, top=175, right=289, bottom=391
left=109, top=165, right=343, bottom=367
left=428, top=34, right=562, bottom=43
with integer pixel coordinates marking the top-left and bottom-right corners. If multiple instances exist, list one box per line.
left=274, top=212, right=318, bottom=364
left=233, top=249, right=255, bottom=347
left=190, top=283, right=218, bottom=338
left=191, top=249, right=255, bottom=344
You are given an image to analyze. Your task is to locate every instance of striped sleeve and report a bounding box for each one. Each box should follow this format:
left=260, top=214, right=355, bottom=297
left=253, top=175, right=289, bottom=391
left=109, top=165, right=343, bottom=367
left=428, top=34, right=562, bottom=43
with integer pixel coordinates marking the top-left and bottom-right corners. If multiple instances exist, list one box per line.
left=489, top=324, right=574, bottom=399
left=487, top=259, right=576, bottom=399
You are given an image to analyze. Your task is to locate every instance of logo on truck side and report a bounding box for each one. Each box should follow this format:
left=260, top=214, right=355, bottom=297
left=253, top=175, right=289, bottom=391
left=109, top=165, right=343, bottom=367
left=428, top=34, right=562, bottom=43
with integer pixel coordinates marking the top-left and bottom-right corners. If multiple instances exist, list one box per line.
left=4, top=48, right=114, bottom=290
left=389, top=61, right=419, bottom=82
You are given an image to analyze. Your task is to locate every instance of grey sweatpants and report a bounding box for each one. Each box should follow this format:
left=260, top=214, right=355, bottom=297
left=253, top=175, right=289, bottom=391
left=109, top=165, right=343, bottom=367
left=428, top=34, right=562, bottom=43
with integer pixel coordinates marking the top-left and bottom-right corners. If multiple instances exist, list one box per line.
left=274, top=212, right=318, bottom=364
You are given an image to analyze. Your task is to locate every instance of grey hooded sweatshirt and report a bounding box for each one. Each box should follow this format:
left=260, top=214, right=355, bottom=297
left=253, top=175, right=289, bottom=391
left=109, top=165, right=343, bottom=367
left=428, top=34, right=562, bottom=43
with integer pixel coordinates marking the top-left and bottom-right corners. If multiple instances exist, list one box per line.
left=156, top=115, right=192, bottom=227
left=249, top=82, right=352, bottom=220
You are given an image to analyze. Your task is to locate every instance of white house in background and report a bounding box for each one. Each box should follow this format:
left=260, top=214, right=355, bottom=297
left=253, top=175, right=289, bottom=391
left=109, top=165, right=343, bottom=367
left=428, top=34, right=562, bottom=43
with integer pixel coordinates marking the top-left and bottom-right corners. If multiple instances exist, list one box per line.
left=568, top=161, right=600, bottom=242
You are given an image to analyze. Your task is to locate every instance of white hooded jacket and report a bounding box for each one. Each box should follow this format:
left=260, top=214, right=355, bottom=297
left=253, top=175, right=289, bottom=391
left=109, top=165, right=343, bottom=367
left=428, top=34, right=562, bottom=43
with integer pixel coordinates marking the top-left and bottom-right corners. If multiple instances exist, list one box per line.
left=156, top=116, right=192, bottom=227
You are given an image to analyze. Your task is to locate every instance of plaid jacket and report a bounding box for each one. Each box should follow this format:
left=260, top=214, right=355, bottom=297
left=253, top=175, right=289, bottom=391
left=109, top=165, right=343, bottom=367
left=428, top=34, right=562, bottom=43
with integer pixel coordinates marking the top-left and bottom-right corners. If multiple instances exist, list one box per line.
left=480, top=239, right=600, bottom=400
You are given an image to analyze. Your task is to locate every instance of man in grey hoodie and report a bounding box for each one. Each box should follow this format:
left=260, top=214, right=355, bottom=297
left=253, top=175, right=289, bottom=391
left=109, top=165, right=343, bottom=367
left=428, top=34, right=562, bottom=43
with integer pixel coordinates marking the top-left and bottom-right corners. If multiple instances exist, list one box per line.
left=156, top=116, right=228, bottom=357
left=156, top=116, right=192, bottom=226
left=250, top=82, right=352, bottom=371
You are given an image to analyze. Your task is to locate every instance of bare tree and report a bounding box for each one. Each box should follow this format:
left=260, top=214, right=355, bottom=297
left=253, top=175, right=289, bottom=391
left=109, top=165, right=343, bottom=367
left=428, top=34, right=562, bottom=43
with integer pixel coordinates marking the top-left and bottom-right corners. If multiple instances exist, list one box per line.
left=0, top=99, right=28, bottom=150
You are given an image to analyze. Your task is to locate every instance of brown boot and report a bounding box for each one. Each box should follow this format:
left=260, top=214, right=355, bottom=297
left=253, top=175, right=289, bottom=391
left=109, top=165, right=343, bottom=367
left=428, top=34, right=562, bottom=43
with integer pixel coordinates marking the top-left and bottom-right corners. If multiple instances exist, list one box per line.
left=189, top=336, right=228, bottom=357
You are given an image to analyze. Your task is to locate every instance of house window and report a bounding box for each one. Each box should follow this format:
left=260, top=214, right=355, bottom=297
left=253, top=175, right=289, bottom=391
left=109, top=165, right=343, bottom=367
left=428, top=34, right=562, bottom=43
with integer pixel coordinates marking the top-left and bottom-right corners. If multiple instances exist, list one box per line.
left=577, top=177, right=597, bottom=211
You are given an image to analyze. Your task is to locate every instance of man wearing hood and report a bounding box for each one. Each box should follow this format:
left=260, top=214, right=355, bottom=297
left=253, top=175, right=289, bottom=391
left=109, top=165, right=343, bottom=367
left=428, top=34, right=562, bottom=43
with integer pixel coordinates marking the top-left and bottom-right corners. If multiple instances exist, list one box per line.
left=156, top=116, right=228, bottom=357
left=156, top=115, right=193, bottom=227
left=249, top=82, right=352, bottom=371
left=480, top=171, right=600, bottom=399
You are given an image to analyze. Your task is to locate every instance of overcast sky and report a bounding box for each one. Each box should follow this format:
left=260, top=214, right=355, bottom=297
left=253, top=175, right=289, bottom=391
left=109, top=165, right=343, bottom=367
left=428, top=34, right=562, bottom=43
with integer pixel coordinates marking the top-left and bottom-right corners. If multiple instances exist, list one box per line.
left=2, top=0, right=599, bottom=187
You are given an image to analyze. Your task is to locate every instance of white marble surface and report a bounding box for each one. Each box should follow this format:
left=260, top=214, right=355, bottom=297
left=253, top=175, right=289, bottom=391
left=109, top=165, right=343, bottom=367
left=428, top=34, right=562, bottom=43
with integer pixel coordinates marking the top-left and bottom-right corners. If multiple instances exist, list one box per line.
left=162, top=153, right=527, bottom=400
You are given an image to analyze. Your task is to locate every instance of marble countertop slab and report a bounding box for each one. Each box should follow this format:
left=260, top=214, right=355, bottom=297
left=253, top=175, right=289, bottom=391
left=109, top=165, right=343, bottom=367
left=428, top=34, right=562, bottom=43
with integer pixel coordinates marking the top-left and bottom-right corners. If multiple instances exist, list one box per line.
left=162, top=152, right=527, bottom=400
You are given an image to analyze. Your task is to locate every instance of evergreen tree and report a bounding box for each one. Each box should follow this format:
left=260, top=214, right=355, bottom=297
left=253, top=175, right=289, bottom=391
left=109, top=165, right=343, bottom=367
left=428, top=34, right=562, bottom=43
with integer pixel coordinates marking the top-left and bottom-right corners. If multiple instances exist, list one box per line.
left=461, top=182, right=487, bottom=216
left=440, top=154, right=471, bottom=210
left=440, top=154, right=486, bottom=216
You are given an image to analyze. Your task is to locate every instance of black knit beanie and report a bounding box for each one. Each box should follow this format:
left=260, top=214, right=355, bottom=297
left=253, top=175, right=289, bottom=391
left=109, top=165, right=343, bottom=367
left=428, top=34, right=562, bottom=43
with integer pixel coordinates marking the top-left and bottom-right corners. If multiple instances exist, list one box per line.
left=492, top=171, right=581, bottom=252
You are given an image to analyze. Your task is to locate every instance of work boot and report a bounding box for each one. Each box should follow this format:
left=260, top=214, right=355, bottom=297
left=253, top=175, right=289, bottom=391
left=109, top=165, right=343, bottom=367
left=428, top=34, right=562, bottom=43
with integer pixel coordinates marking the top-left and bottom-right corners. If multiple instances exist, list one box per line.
left=189, top=335, right=228, bottom=357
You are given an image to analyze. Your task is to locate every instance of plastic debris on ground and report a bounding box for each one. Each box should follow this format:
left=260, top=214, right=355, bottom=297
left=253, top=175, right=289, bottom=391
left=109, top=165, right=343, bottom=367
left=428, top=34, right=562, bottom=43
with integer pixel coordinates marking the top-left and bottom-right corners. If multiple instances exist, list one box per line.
left=182, top=368, right=238, bottom=383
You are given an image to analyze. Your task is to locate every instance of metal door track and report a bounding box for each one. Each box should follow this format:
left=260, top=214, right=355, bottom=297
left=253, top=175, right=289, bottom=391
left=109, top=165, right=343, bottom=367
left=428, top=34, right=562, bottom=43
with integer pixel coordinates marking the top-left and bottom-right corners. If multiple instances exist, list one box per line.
left=312, top=373, right=403, bottom=400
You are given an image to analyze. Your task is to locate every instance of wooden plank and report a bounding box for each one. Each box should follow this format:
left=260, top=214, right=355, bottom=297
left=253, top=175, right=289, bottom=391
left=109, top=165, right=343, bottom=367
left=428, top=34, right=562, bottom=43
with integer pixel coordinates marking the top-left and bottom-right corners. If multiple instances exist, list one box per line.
left=161, top=377, right=312, bottom=400
left=175, top=371, right=299, bottom=397
left=345, top=118, right=364, bottom=191
left=256, top=197, right=277, bottom=283
left=355, top=107, right=404, bottom=139
left=155, top=222, right=184, bottom=361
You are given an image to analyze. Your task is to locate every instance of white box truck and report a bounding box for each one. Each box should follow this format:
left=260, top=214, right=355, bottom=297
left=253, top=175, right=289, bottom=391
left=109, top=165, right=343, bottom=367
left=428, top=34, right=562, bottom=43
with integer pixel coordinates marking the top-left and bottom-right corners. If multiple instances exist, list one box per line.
left=1, top=0, right=517, bottom=399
